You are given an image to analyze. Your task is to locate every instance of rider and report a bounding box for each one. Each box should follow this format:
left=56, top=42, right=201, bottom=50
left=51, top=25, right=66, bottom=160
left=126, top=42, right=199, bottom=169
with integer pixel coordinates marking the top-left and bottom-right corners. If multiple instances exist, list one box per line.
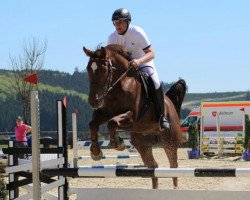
left=107, top=8, right=170, bottom=130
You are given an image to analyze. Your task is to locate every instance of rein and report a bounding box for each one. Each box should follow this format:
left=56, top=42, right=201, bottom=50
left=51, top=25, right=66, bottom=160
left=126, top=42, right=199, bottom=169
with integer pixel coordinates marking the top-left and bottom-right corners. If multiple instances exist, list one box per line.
left=96, top=59, right=133, bottom=103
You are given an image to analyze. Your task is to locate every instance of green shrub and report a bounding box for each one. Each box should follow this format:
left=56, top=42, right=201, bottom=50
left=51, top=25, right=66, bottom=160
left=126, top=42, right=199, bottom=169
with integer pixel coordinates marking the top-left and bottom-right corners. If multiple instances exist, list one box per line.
left=188, top=124, right=199, bottom=150
left=0, top=162, right=7, bottom=200
left=244, top=115, right=250, bottom=151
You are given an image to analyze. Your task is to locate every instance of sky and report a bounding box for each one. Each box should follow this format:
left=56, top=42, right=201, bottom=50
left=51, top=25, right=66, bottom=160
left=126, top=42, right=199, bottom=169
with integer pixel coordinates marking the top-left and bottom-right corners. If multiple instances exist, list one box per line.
left=0, top=0, right=250, bottom=93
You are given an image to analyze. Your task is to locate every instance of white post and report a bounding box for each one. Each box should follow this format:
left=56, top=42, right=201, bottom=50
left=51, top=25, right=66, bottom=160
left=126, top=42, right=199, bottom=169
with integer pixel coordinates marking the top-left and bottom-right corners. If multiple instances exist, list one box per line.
left=72, top=112, right=78, bottom=167
left=242, top=110, right=246, bottom=150
left=199, top=115, right=204, bottom=156
left=216, top=113, right=222, bottom=157
left=31, top=90, right=41, bottom=200
left=8, top=141, right=15, bottom=199
left=57, top=100, right=69, bottom=199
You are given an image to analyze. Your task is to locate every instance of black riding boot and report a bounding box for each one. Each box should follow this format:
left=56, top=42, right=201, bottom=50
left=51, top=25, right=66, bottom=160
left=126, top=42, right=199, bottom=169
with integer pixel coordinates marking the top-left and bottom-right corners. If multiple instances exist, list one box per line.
left=154, top=85, right=171, bottom=130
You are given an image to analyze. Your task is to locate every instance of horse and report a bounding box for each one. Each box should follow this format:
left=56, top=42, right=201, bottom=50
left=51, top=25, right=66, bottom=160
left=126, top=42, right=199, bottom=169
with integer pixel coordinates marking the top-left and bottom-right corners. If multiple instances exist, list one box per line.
left=83, top=44, right=187, bottom=189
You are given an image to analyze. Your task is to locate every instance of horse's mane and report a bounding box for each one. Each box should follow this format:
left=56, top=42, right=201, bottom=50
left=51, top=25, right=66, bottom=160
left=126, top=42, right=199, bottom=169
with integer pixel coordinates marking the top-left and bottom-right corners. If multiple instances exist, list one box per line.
left=94, top=44, right=132, bottom=61
left=106, top=44, right=132, bottom=61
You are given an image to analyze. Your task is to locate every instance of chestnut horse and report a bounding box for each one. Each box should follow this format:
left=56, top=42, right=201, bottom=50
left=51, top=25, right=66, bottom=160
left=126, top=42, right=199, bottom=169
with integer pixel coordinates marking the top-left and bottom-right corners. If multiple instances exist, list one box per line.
left=83, top=44, right=186, bottom=189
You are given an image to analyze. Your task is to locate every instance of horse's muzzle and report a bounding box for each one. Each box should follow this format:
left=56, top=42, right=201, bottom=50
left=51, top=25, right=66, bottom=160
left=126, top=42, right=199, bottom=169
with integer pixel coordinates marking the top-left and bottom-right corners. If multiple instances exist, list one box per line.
left=88, top=94, right=104, bottom=110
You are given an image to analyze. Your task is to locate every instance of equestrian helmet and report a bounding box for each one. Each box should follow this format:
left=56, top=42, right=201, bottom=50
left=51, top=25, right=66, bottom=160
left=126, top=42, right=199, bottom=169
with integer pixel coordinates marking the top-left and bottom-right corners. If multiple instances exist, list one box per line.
left=112, top=8, right=131, bottom=22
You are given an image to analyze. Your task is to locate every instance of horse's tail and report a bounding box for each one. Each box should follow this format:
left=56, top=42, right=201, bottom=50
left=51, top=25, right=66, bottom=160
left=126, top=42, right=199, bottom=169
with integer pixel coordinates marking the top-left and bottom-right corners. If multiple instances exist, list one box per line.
left=165, top=79, right=187, bottom=117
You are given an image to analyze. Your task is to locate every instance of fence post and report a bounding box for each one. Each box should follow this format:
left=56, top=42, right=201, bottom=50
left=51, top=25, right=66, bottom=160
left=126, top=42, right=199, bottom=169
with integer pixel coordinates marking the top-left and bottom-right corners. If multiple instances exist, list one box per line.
left=31, top=90, right=41, bottom=200
left=72, top=112, right=78, bottom=168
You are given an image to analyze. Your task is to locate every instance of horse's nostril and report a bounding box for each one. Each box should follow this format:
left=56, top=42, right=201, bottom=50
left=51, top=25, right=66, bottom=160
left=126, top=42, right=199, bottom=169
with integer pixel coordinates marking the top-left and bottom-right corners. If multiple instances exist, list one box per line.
left=88, top=95, right=103, bottom=109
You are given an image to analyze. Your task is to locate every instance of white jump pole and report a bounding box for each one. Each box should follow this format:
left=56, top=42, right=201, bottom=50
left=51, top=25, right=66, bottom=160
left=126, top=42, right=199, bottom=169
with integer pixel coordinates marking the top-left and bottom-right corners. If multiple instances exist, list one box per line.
left=216, top=112, right=223, bottom=157
left=242, top=109, right=246, bottom=147
left=42, top=167, right=250, bottom=178
left=72, top=112, right=78, bottom=168
left=31, top=90, right=41, bottom=200
left=199, top=115, right=204, bottom=156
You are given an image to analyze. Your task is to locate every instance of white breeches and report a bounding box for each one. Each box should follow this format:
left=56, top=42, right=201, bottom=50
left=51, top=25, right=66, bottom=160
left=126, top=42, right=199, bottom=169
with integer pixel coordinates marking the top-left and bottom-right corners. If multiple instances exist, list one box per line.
left=139, top=66, right=161, bottom=89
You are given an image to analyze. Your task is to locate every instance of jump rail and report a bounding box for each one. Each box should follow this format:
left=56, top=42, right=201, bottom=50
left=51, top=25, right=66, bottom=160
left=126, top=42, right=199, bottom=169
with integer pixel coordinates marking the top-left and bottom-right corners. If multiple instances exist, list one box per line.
left=41, top=167, right=250, bottom=178
left=77, top=140, right=133, bottom=148
left=77, top=154, right=140, bottom=160
left=78, top=164, right=145, bottom=169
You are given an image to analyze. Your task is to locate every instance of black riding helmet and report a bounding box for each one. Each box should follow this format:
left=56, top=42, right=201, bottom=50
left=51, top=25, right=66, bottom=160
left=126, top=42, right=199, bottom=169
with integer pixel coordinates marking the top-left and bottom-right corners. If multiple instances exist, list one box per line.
left=112, top=8, right=131, bottom=23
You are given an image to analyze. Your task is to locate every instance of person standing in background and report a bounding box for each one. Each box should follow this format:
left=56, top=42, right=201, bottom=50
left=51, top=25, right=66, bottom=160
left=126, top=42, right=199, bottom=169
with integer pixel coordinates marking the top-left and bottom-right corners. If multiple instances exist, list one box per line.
left=14, top=116, right=31, bottom=158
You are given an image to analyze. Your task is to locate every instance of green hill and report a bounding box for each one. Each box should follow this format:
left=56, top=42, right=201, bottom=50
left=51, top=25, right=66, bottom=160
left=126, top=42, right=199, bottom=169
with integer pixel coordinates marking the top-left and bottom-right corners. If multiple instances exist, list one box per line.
left=0, top=69, right=92, bottom=132
left=183, top=92, right=249, bottom=109
left=0, top=69, right=249, bottom=132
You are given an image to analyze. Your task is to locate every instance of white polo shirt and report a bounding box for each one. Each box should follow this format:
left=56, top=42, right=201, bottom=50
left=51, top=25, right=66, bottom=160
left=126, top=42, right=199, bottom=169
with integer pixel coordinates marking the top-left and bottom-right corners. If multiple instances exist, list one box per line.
left=107, top=24, right=160, bottom=89
left=107, top=24, right=155, bottom=68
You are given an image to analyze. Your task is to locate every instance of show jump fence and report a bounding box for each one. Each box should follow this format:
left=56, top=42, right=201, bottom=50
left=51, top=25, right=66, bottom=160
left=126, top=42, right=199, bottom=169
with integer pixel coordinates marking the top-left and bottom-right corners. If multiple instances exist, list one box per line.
left=3, top=91, right=68, bottom=200
left=71, top=112, right=142, bottom=169
left=4, top=89, right=250, bottom=200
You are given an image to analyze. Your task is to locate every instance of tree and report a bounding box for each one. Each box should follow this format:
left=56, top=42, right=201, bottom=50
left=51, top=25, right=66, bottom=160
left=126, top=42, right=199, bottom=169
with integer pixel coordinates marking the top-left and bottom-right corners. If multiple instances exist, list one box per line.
left=188, top=124, right=199, bottom=150
left=9, top=38, right=47, bottom=123
left=246, top=91, right=250, bottom=101
left=244, top=114, right=250, bottom=151
left=0, top=162, right=7, bottom=199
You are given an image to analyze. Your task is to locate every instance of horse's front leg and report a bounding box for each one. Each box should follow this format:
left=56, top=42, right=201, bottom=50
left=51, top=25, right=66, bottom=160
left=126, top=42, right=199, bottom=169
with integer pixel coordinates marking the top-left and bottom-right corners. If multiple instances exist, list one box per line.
left=89, top=110, right=109, bottom=161
left=89, top=120, right=103, bottom=160
left=107, top=111, right=133, bottom=151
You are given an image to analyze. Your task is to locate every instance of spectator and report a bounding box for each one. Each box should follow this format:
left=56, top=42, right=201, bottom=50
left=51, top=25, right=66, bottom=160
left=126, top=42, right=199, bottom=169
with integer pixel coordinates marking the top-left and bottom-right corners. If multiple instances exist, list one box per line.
left=14, top=116, right=31, bottom=158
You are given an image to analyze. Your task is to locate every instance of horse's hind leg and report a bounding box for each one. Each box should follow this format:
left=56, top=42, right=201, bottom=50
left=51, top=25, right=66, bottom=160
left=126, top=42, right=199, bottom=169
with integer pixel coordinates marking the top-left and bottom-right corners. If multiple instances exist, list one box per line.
left=107, top=119, right=125, bottom=151
left=131, top=133, right=159, bottom=189
left=161, top=135, right=178, bottom=189
left=107, top=111, right=133, bottom=151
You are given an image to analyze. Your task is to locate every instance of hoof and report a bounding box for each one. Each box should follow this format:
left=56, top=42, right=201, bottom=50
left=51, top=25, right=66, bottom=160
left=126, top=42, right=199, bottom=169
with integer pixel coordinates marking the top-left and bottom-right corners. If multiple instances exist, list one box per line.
left=115, top=142, right=125, bottom=151
left=90, top=150, right=103, bottom=161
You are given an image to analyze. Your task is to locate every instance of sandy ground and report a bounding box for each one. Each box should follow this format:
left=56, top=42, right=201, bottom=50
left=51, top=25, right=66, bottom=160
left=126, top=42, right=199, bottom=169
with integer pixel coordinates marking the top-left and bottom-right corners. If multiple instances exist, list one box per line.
left=2, top=147, right=250, bottom=199
left=68, top=148, right=250, bottom=191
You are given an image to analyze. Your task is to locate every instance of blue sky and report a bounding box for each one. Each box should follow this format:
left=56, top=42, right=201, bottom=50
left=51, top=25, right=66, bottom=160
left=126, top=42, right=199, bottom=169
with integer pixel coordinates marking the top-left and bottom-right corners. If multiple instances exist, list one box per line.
left=1, top=0, right=249, bottom=93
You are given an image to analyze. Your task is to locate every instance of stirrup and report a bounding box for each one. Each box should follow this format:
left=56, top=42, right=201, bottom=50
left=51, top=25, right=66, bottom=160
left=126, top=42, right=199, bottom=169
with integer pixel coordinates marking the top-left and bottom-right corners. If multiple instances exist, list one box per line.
left=159, top=116, right=170, bottom=130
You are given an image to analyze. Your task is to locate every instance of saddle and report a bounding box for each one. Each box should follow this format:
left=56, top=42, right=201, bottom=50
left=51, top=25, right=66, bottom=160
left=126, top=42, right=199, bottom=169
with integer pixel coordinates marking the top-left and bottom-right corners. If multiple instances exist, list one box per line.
left=138, top=70, right=152, bottom=99
left=137, top=70, right=155, bottom=119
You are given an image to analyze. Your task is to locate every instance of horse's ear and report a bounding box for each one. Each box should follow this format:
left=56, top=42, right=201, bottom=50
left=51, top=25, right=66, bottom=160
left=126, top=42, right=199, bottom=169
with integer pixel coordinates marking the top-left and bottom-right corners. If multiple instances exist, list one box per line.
left=100, top=47, right=108, bottom=58
left=83, top=47, right=93, bottom=57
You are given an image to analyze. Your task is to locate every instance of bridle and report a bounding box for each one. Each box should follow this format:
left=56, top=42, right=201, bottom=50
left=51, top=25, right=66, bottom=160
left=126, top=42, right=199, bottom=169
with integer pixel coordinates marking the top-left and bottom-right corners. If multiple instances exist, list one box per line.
left=90, top=58, right=113, bottom=103
left=89, top=57, right=133, bottom=105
